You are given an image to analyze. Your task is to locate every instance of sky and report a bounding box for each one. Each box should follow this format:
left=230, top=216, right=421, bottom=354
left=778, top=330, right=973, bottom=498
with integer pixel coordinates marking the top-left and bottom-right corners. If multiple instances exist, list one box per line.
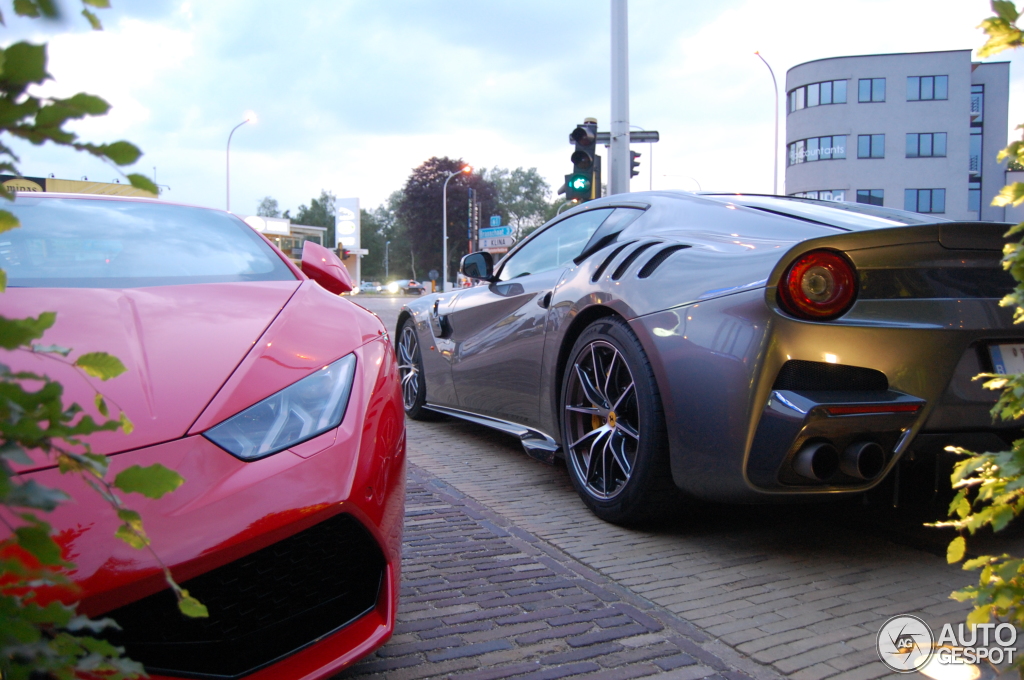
left=2, top=0, right=1022, bottom=217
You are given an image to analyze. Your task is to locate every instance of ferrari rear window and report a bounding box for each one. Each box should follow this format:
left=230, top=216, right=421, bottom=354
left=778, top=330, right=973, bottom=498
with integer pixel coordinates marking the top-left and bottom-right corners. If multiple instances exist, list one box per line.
left=0, top=197, right=296, bottom=288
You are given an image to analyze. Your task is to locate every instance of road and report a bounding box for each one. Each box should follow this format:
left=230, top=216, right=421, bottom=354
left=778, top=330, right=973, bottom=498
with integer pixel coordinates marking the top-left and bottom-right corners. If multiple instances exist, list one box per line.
left=343, top=293, right=1021, bottom=680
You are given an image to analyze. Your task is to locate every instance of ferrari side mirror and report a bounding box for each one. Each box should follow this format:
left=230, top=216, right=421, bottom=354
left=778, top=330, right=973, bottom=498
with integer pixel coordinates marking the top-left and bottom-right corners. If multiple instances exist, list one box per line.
left=300, top=241, right=354, bottom=294
left=461, top=252, right=494, bottom=281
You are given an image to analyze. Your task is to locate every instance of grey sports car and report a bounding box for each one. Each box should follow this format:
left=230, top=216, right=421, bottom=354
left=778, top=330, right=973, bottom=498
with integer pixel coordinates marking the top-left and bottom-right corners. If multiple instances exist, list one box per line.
left=396, top=191, right=1021, bottom=523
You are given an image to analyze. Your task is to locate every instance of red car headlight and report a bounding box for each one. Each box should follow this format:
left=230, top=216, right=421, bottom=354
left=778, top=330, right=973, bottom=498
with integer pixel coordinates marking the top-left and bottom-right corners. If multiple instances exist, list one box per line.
left=777, top=249, right=857, bottom=321
left=204, top=354, right=356, bottom=460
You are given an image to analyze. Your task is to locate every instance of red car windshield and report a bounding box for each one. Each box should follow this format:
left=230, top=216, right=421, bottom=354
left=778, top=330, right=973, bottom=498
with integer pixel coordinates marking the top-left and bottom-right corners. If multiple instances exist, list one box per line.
left=1, top=197, right=296, bottom=288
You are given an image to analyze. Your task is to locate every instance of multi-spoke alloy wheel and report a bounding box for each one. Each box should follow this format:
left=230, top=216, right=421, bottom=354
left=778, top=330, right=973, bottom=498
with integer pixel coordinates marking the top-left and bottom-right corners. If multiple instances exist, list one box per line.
left=564, top=340, right=640, bottom=500
left=397, top=319, right=435, bottom=419
left=560, top=317, right=679, bottom=525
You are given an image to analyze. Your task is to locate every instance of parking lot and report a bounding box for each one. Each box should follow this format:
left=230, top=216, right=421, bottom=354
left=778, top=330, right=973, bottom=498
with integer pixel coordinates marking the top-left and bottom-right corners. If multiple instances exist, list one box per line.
left=345, top=294, right=1018, bottom=680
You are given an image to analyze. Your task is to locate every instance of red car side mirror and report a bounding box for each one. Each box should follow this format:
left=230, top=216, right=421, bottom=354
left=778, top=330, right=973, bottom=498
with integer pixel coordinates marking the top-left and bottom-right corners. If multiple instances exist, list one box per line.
left=300, top=241, right=354, bottom=294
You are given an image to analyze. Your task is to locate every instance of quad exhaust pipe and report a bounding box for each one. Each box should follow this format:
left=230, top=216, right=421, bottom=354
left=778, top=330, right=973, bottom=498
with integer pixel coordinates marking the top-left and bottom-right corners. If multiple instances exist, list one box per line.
left=793, top=440, right=885, bottom=482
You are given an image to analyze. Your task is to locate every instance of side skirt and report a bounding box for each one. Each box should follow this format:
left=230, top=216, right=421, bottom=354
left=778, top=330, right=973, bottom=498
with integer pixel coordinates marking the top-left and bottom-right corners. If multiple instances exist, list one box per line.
left=424, top=404, right=561, bottom=465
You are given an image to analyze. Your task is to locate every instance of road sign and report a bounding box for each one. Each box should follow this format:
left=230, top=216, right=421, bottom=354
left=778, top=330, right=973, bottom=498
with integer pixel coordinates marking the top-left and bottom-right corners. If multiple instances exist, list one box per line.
left=490, top=215, right=501, bottom=227
left=480, top=236, right=514, bottom=249
left=428, top=269, right=439, bottom=282
left=480, top=226, right=512, bottom=239
left=594, top=130, right=660, bottom=144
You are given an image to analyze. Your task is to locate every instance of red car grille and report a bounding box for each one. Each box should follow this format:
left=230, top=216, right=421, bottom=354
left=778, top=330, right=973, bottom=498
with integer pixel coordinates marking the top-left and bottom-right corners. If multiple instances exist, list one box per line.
left=103, top=513, right=385, bottom=679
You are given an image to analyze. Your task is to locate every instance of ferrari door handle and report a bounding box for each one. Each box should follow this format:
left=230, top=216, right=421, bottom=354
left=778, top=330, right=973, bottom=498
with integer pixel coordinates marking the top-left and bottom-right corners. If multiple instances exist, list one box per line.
left=539, top=291, right=552, bottom=309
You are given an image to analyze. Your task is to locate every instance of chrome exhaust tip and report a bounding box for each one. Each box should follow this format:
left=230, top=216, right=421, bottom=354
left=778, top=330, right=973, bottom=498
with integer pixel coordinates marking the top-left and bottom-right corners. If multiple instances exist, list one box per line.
left=841, top=441, right=885, bottom=480
left=793, top=441, right=840, bottom=481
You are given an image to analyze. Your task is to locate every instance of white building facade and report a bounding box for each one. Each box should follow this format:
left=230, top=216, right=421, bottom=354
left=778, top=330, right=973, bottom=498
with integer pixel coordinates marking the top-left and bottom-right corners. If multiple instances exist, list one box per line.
left=785, top=50, right=1009, bottom=222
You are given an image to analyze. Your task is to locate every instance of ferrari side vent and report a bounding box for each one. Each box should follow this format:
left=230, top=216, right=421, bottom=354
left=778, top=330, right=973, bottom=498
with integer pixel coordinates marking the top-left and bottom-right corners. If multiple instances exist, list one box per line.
left=638, top=244, right=691, bottom=279
left=773, top=360, right=888, bottom=392
left=103, top=513, right=385, bottom=679
left=592, top=241, right=636, bottom=282
left=611, top=241, right=661, bottom=281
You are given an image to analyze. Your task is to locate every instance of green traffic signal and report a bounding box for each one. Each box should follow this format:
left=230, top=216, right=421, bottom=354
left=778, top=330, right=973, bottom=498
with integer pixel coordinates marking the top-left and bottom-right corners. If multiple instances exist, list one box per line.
left=569, top=174, right=591, bottom=192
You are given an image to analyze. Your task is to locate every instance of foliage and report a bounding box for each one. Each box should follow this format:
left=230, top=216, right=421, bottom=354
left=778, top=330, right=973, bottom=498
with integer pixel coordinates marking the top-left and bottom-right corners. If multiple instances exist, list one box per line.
left=0, top=2, right=201, bottom=678
left=395, top=157, right=499, bottom=285
left=360, top=191, right=407, bottom=281
left=294, top=189, right=337, bottom=247
left=932, top=2, right=1024, bottom=669
left=256, top=195, right=280, bottom=217
left=482, top=166, right=551, bottom=239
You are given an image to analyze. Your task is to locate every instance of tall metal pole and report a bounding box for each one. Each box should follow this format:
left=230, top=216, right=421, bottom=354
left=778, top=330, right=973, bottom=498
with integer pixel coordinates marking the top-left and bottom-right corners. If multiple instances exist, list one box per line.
left=385, top=240, right=390, bottom=280
left=225, top=119, right=250, bottom=212
left=755, top=52, right=779, bottom=195
left=609, top=0, right=630, bottom=195
left=442, top=167, right=468, bottom=292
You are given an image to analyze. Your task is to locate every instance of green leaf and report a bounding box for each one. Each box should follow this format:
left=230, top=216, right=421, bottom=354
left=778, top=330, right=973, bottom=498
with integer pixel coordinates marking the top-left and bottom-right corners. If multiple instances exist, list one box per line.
left=83, top=0, right=111, bottom=7
left=94, top=393, right=108, bottom=417
left=964, top=556, right=993, bottom=570
left=114, top=524, right=148, bottom=549
left=32, top=343, right=71, bottom=356
left=0, top=311, right=56, bottom=349
left=100, top=140, right=141, bottom=166
left=0, top=441, right=31, bottom=465
left=119, top=410, right=134, bottom=434
left=178, top=590, right=208, bottom=618
left=81, top=8, right=101, bottom=30
left=74, top=351, right=126, bottom=380
left=948, top=536, right=967, bottom=564
left=967, top=605, right=991, bottom=627
left=116, top=508, right=141, bottom=528
left=6, top=479, right=69, bottom=511
left=113, top=463, right=183, bottom=499
left=2, top=42, right=48, bottom=85
left=127, top=173, right=158, bottom=195
left=0, top=268, right=5, bottom=293
left=12, top=0, right=40, bottom=17
left=15, top=524, right=62, bottom=565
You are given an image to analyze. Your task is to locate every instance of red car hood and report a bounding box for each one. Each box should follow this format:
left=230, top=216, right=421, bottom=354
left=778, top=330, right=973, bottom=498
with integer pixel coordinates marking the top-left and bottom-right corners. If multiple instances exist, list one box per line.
left=3, top=281, right=301, bottom=468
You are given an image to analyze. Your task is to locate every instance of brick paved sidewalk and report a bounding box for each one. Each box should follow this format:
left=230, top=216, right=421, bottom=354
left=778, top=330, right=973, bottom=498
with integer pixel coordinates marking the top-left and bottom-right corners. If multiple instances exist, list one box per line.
left=340, top=465, right=780, bottom=680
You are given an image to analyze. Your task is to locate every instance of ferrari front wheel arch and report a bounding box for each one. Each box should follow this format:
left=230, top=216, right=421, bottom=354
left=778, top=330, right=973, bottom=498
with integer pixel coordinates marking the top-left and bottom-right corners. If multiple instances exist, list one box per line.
left=559, top=316, right=683, bottom=525
left=397, top=318, right=440, bottom=421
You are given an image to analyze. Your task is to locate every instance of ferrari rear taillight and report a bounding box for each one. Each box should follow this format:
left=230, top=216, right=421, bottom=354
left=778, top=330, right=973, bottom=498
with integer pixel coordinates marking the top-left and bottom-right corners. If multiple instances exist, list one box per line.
left=777, top=249, right=857, bottom=320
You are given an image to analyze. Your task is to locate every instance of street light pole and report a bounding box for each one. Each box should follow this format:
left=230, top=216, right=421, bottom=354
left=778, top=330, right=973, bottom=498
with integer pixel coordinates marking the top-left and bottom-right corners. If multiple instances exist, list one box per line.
left=226, top=112, right=256, bottom=212
left=442, top=165, right=471, bottom=292
left=385, top=240, right=390, bottom=280
left=754, top=52, right=779, bottom=195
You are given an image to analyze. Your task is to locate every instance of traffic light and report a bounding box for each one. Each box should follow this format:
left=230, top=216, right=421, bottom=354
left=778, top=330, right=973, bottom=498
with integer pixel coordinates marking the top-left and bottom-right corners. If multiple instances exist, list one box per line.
left=566, top=118, right=600, bottom=203
left=630, top=150, right=641, bottom=178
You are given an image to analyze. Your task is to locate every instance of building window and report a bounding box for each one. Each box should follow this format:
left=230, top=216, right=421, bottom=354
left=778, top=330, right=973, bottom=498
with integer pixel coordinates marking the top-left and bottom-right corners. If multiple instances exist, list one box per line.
left=787, top=135, right=847, bottom=165
left=904, top=189, right=946, bottom=214
left=906, top=133, right=947, bottom=158
left=968, top=181, right=981, bottom=213
left=907, top=75, right=949, bottom=101
left=791, top=190, right=845, bottom=202
left=858, top=78, right=885, bottom=103
left=788, top=80, right=848, bottom=113
left=856, top=190, right=884, bottom=206
left=857, top=134, right=885, bottom=158
left=970, top=129, right=982, bottom=174
left=971, top=84, right=984, bottom=122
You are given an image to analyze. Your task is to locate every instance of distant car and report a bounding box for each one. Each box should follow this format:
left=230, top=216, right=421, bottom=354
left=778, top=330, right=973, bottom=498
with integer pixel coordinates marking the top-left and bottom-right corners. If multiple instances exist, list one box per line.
left=387, top=279, right=425, bottom=295
left=396, top=190, right=1022, bottom=524
left=1, top=193, right=406, bottom=678
left=360, top=281, right=382, bottom=293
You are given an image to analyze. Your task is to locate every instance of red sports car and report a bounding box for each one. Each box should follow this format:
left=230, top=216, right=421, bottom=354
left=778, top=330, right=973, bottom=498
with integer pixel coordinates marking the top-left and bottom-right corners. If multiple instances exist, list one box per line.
left=1, top=193, right=405, bottom=679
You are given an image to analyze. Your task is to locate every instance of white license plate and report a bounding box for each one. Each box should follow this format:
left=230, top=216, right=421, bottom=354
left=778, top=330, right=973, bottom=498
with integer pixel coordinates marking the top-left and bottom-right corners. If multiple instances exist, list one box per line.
left=989, top=343, right=1024, bottom=374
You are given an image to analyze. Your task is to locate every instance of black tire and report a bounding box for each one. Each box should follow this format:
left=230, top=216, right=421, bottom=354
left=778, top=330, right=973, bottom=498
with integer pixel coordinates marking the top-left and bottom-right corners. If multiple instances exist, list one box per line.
left=560, top=316, right=682, bottom=525
left=397, top=318, right=441, bottom=421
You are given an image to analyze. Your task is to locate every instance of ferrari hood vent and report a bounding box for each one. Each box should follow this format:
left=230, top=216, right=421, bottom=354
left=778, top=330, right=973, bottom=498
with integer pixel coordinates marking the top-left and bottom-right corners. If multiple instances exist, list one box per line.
left=611, top=241, right=661, bottom=280
left=638, top=244, right=692, bottom=279
left=592, top=241, right=636, bottom=282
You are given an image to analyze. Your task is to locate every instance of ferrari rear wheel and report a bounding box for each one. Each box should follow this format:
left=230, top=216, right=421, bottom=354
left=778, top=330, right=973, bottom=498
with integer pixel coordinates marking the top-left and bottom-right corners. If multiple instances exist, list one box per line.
left=397, top=319, right=438, bottom=420
left=561, top=317, right=681, bottom=525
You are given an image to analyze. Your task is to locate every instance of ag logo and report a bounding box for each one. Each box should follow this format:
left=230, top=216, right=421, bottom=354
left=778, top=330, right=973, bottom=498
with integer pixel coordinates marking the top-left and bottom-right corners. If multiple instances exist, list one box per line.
left=876, top=615, right=934, bottom=672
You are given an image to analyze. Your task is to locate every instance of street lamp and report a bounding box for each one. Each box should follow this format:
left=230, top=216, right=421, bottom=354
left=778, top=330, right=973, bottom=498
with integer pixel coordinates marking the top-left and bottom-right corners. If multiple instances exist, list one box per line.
left=442, top=165, right=472, bottom=292
left=226, top=111, right=257, bottom=212
left=385, top=240, right=390, bottom=280
left=630, top=124, right=653, bottom=191
left=754, top=52, right=779, bottom=195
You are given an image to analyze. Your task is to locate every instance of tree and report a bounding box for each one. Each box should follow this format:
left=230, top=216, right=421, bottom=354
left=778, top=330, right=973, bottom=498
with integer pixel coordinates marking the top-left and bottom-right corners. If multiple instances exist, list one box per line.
left=395, top=157, right=498, bottom=286
left=294, top=189, right=337, bottom=248
left=256, top=196, right=280, bottom=217
left=361, top=191, right=409, bottom=281
left=483, top=166, right=552, bottom=239
left=932, top=4, right=1024, bottom=674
